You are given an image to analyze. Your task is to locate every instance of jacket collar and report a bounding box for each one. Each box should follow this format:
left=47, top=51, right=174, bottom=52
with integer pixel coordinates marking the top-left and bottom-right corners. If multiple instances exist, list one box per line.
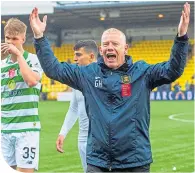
left=98, top=55, right=133, bottom=72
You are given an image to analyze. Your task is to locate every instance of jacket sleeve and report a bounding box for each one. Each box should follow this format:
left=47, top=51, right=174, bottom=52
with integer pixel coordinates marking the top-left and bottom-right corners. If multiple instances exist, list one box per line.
left=33, top=36, right=83, bottom=91
left=59, top=89, right=79, bottom=137
left=146, top=36, right=189, bottom=90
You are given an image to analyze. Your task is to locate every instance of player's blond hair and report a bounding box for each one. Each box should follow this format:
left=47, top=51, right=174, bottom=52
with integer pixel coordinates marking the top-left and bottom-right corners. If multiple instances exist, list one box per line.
left=4, top=18, right=27, bottom=36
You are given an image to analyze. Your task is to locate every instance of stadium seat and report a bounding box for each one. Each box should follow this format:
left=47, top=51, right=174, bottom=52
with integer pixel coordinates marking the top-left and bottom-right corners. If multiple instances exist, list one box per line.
left=24, top=39, right=194, bottom=99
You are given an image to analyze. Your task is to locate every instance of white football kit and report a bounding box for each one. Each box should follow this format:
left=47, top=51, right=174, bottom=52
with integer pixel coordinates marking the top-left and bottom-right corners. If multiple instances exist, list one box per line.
left=59, top=89, right=89, bottom=172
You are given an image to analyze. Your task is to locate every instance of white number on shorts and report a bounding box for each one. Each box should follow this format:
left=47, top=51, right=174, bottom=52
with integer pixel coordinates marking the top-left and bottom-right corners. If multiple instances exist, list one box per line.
left=23, top=147, right=36, bottom=159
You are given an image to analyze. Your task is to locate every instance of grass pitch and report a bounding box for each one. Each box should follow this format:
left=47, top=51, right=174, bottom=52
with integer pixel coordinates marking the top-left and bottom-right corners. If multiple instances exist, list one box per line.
left=38, top=101, right=194, bottom=172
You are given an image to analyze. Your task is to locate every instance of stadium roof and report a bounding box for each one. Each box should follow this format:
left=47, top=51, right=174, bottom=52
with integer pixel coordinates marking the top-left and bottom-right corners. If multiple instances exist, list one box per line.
left=1, top=1, right=194, bottom=34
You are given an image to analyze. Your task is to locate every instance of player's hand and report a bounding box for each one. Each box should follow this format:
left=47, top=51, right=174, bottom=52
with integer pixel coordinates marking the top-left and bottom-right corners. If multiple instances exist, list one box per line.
left=1, top=44, right=9, bottom=60
left=29, top=7, right=47, bottom=39
left=56, top=135, right=65, bottom=153
left=178, top=2, right=190, bottom=37
left=1, top=43, right=21, bottom=57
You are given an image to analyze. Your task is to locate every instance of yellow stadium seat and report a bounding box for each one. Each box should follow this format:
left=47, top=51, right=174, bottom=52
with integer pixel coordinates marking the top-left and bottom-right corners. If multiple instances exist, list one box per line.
left=24, top=40, right=194, bottom=98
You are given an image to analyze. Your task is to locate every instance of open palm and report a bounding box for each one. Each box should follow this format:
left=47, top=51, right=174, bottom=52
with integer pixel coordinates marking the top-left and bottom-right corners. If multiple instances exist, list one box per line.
left=29, top=7, right=47, bottom=38
left=178, top=2, right=190, bottom=37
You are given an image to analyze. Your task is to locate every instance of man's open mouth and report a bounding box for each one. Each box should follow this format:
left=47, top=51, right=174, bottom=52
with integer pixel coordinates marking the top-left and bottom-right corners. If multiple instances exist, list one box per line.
left=106, top=53, right=116, bottom=59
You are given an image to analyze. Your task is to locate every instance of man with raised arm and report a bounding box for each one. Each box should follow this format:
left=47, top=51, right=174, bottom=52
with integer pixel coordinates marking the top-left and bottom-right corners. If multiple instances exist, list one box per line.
left=29, top=3, right=190, bottom=172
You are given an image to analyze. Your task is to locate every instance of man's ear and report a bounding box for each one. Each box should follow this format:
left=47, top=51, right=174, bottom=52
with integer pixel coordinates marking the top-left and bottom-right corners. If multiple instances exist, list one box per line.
left=90, top=53, right=95, bottom=62
left=23, top=36, right=26, bottom=44
left=99, top=46, right=103, bottom=56
left=124, top=44, right=129, bottom=55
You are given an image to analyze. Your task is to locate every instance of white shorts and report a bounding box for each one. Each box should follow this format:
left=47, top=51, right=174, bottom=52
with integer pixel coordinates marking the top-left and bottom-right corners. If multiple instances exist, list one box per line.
left=1, top=131, right=40, bottom=170
left=78, top=141, right=87, bottom=172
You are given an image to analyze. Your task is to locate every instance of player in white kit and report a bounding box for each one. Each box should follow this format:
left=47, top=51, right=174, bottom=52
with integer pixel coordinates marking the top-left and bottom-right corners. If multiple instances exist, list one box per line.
left=56, top=40, right=98, bottom=172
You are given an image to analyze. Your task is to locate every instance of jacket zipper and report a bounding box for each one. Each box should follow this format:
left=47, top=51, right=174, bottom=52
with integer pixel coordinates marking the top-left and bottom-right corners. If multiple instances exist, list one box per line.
left=109, top=70, right=113, bottom=171
left=109, top=94, right=113, bottom=171
left=108, top=122, right=112, bottom=171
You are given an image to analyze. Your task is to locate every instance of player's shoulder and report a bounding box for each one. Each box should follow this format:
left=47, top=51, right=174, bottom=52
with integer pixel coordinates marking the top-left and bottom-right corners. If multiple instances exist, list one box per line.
left=26, top=52, right=40, bottom=63
left=27, top=52, right=38, bottom=59
left=1, top=59, right=7, bottom=68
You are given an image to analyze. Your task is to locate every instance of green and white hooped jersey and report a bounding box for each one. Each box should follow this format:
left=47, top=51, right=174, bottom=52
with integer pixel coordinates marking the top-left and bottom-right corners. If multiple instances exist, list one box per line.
left=1, top=51, right=43, bottom=133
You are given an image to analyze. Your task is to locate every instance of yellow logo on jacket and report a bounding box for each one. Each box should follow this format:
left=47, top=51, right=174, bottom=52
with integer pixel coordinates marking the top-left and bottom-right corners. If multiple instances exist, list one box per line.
left=121, top=75, right=131, bottom=84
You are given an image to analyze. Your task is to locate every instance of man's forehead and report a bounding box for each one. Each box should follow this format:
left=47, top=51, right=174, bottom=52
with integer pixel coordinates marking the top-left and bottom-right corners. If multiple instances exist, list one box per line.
left=74, top=50, right=82, bottom=54
left=103, top=31, right=122, bottom=36
left=75, top=47, right=85, bottom=52
left=102, top=32, right=125, bottom=41
left=5, top=33, right=24, bottom=38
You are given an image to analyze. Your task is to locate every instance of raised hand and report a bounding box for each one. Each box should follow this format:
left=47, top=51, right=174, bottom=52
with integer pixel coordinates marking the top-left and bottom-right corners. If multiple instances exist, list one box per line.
left=56, top=135, right=65, bottom=153
left=29, top=7, right=47, bottom=38
left=178, top=2, right=190, bottom=37
left=1, top=43, right=21, bottom=58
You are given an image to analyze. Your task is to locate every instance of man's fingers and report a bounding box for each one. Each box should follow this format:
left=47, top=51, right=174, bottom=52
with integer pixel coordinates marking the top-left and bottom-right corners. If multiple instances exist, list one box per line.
left=1, top=47, right=9, bottom=55
left=32, top=8, right=36, bottom=19
left=30, top=8, right=36, bottom=22
left=1, top=44, right=9, bottom=52
left=188, top=3, right=190, bottom=14
left=184, top=3, right=188, bottom=15
left=56, top=139, right=64, bottom=153
left=1, top=43, right=8, bottom=47
left=58, top=149, right=64, bottom=153
left=182, top=11, right=186, bottom=22
left=56, top=144, right=64, bottom=153
left=184, top=4, right=189, bottom=18
left=186, top=2, right=190, bottom=14
left=43, top=15, right=47, bottom=25
left=1, top=45, right=7, bottom=50
left=187, top=3, right=190, bottom=18
left=1, top=45, right=8, bottom=51
left=183, top=2, right=190, bottom=19
left=1, top=49, right=8, bottom=54
left=57, top=147, right=64, bottom=153
left=35, top=7, right=38, bottom=18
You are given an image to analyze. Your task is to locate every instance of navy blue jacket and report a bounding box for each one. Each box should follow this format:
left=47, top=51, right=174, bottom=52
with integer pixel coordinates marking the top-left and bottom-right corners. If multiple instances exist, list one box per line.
left=34, top=36, right=188, bottom=169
